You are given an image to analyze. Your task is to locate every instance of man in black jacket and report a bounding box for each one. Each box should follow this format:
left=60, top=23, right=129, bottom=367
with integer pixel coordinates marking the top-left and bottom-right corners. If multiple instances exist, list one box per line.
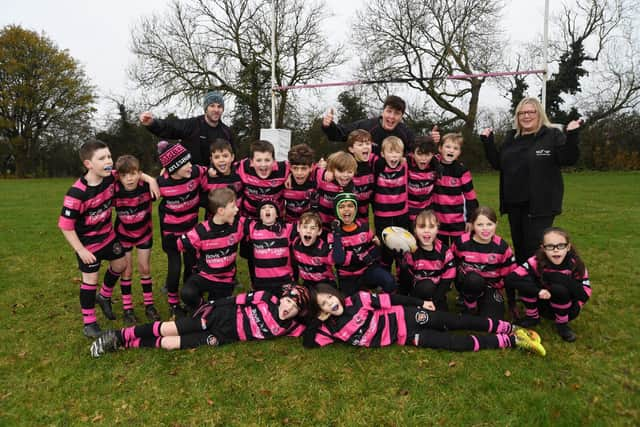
left=321, top=95, right=439, bottom=155
left=139, top=91, right=235, bottom=166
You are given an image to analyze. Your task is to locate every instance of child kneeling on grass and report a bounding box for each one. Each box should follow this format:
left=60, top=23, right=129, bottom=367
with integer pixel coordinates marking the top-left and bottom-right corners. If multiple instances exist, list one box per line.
left=506, top=227, right=591, bottom=342
left=90, top=286, right=310, bottom=357
left=303, top=283, right=546, bottom=356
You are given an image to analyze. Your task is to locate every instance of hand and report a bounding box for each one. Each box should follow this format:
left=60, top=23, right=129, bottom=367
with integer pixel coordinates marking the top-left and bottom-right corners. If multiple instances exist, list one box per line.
left=538, top=289, right=551, bottom=300
left=372, top=236, right=381, bottom=246
left=208, top=167, right=218, bottom=178
left=464, top=222, right=472, bottom=233
left=566, top=119, right=583, bottom=131
left=284, top=174, right=292, bottom=189
left=322, top=108, right=335, bottom=128
left=324, top=170, right=334, bottom=182
left=430, top=125, right=440, bottom=144
left=318, top=311, right=331, bottom=321
left=139, top=111, right=154, bottom=126
left=317, top=157, right=327, bottom=169
left=331, top=219, right=342, bottom=233
left=148, top=178, right=160, bottom=200
left=422, top=301, right=436, bottom=311
left=480, top=127, right=493, bottom=137
left=77, top=247, right=96, bottom=265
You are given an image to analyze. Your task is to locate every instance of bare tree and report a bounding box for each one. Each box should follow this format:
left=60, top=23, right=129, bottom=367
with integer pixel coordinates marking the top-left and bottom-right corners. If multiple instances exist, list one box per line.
left=130, top=0, right=344, bottom=141
left=352, top=0, right=505, bottom=133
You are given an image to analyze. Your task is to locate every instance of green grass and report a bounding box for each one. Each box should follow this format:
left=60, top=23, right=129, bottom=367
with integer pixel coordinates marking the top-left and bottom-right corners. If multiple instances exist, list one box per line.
left=1, top=172, right=639, bottom=426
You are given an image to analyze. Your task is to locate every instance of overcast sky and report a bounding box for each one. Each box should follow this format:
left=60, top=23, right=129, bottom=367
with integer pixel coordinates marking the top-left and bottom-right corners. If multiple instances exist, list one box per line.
left=2, top=0, right=557, bottom=125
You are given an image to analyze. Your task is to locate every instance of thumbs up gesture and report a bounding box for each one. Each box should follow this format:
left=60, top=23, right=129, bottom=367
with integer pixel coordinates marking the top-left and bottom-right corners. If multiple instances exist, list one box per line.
left=430, top=125, right=440, bottom=144
left=322, top=107, right=335, bottom=128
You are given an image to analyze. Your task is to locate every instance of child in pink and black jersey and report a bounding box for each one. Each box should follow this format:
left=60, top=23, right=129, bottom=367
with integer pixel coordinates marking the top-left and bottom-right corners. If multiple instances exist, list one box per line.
left=178, top=188, right=245, bottom=312
left=90, top=286, right=310, bottom=357
left=302, top=283, right=546, bottom=357
left=432, top=133, right=478, bottom=246
left=202, top=139, right=243, bottom=216
left=113, top=155, right=160, bottom=324
left=58, top=139, right=159, bottom=337
left=407, top=135, right=441, bottom=223
left=372, top=136, right=410, bottom=269
left=283, top=143, right=317, bottom=224
left=401, top=210, right=456, bottom=311
left=346, top=129, right=377, bottom=222
left=291, top=212, right=336, bottom=287
left=506, top=227, right=591, bottom=342
left=243, top=199, right=297, bottom=295
left=315, top=151, right=357, bottom=231
left=451, top=206, right=516, bottom=320
left=237, top=140, right=289, bottom=219
left=331, top=192, right=397, bottom=296
left=156, top=142, right=209, bottom=319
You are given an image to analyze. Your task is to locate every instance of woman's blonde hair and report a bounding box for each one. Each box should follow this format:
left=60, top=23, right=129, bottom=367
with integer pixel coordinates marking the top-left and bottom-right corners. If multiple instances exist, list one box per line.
left=513, top=97, right=552, bottom=136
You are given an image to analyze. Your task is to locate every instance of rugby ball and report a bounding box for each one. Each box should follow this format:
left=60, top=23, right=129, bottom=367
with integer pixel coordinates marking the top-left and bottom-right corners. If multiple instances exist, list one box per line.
left=381, top=226, right=417, bottom=253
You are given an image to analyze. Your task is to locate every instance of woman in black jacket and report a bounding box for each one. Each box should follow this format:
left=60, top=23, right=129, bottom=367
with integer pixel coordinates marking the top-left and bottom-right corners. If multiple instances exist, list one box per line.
left=481, top=97, right=582, bottom=266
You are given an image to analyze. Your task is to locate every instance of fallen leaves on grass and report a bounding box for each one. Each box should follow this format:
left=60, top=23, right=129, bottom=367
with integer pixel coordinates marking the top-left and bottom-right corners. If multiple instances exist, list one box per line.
left=504, top=370, right=512, bottom=377
left=448, top=361, right=456, bottom=368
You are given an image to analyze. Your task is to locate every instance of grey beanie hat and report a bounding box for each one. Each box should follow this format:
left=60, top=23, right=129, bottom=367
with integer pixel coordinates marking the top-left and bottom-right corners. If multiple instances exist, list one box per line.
left=203, top=91, right=224, bottom=110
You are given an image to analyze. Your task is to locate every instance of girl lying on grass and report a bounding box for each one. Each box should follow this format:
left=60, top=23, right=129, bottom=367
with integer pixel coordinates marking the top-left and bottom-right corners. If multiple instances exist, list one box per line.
left=302, top=283, right=546, bottom=356
left=506, top=227, right=591, bottom=342
left=90, top=286, right=310, bottom=357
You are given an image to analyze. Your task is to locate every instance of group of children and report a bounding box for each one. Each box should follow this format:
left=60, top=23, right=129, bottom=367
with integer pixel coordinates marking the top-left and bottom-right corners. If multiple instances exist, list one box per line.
left=60, top=116, right=590, bottom=358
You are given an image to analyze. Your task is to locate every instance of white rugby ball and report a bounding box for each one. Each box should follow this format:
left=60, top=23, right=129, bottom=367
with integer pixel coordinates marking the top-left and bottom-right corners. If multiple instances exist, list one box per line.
left=381, top=226, right=417, bottom=253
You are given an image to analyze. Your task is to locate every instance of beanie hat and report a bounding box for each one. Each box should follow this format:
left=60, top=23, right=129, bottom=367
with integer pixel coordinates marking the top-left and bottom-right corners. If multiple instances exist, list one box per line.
left=282, top=285, right=311, bottom=317
left=334, top=192, right=358, bottom=222
left=159, top=142, right=191, bottom=174
left=203, top=91, right=224, bottom=111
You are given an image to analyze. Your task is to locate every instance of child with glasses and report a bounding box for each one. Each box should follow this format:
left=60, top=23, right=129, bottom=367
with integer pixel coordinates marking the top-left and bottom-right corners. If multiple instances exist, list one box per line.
left=506, top=227, right=591, bottom=342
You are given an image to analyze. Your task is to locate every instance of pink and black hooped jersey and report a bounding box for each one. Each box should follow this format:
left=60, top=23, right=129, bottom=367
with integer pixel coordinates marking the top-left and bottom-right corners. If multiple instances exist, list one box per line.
left=291, top=234, right=335, bottom=285
left=113, top=180, right=153, bottom=248
left=201, top=161, right=243, bottom=212
left=511, top=254, right=591, bottom=306
left=373, top=158, right=408, bottom=218
left=246, top=220, right=296, bottom=290
left=335, top=222, right=377, bottom=279
left=353, top=156, right=377, bottom=221
left=315, top=168, right=354, bottom=230
left=407, top=155, right=438, bottom=222
left=305, top=292, right=410, bottom=347
left=207, top=291, right=305, bottom=341
left=58, top=174, right=117, bottom=253
left=178, top=216, right=246, bottom=285
left=451, top=233, right=516, bottom=289
left=237, top=158, right=289, bottom=219
left=404, top=239, right=456, bottom=287
left=432, top=160, right=478, bottom=237
left=283, top=176, right=317, bottom=224
left=157, top=165, right=208, bottom=237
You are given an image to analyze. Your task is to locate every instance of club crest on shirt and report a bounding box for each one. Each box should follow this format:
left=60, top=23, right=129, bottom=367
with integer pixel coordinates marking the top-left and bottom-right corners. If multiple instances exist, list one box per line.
left=488, top=254, right=497, bottom=263
left=449, top=177, right=459, bottom=186
left=113, top=242, right=123, bottom=255
left=206, top=335, right=219, bottom=346
left=415, top=310, right=429, bottom=325
left=354, top=314, right=364, bottom=325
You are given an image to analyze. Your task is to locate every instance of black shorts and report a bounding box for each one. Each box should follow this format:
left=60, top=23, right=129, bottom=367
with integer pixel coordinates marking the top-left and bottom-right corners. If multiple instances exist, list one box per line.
left=77, top=238, right=125, bottom=273
left=122, top=236, right=153, bottom=253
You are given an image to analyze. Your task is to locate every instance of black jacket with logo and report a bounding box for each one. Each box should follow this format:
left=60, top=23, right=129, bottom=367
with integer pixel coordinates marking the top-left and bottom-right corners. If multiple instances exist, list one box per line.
left=482, top=125, right=579, bottom=217
left=147, top=115, right=235, bottom=167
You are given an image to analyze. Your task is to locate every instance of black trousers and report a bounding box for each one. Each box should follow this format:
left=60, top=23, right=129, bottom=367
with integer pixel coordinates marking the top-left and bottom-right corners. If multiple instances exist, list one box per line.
left=506, top=203, right=554, bottom=264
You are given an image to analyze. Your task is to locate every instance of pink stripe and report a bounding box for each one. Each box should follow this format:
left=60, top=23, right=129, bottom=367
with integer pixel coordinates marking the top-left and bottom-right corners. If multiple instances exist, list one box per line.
left=550, top=301, right=572, bottom=310
left=153, top=321, right=162, bottom=337
left=520, top=296, right=537, bottom=303
left=471, top=335, right=480, bottom=351
left=81, top=283, right=97, bottom=291
left=236, top=307, right=247, bottom=341
left=82, top=308, right=96, bottom=324
left=122, top=326, right=136, bottom=342
left=555, top=315, right=569, bottom=323
left=487, top=318, right=493, bottom=333
left=525, top=308, right=540, bottom=318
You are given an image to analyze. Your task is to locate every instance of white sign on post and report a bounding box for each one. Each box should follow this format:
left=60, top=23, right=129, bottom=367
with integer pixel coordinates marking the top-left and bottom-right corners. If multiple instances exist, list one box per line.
left=260, top=128, right=292, bottom=162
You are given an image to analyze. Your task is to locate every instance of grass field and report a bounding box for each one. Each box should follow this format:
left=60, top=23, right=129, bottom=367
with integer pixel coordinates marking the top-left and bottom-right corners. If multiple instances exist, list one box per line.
left=0, top=172, right=639, bottom=426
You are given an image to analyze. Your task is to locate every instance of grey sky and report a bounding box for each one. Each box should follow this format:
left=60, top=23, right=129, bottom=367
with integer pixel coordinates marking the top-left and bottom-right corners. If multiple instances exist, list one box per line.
left=2, top=0, right=555, bottom=123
